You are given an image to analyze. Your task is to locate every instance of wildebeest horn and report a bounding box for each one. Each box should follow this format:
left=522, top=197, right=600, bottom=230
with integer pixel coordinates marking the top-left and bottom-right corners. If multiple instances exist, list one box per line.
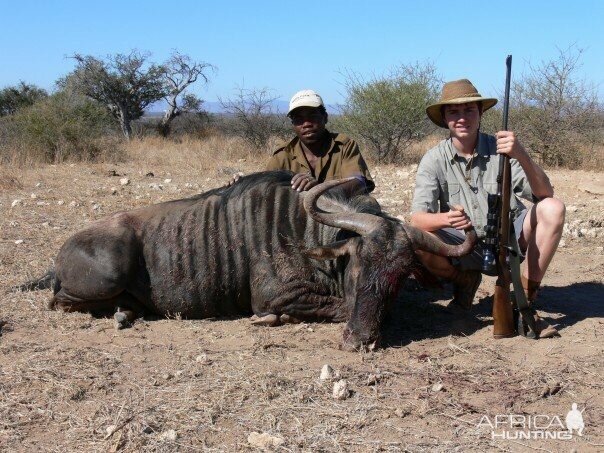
left=303, top=178, right=386, bottom=236
left=403, top=224, right=477, bottom=257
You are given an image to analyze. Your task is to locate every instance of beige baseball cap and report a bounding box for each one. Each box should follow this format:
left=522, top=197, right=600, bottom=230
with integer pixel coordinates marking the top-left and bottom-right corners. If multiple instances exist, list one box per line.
left=288, top=90, right=324, bottom=115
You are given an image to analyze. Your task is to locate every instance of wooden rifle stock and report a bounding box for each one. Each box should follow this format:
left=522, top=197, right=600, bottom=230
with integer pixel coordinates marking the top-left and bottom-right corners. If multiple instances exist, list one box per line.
left=492, top=55, right=516, bottom=338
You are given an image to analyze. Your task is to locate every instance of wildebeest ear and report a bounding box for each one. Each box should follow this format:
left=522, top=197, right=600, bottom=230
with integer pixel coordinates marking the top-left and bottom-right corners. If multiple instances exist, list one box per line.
left=304, top=238, right=358, bottom=260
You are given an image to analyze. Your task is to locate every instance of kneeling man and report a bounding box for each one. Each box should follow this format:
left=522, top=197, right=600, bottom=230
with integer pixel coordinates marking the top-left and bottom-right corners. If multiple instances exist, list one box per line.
left=410, top=79, right=565, bottom=337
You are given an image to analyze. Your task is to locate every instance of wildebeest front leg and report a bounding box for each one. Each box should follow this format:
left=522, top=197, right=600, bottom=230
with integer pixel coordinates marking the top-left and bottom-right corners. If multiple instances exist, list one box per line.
left=261, top=281, right=349, bottom=323
left=250, top=313, right=281, bottom=326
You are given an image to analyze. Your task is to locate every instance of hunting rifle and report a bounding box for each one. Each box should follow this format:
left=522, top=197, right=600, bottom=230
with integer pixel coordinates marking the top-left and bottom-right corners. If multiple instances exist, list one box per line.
left=482, top=55, right=537, bottom=339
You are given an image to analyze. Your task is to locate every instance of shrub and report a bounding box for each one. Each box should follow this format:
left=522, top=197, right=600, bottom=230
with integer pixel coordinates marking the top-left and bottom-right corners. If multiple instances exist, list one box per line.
left=219, top=87, right=290, bottom=151
left=510, top=47, right=603, bottom=167
left=336, top=62, right=441, bottom=164
left=0, top=90, right=121, bottom=164
left=0, top=81, right=48, bottom=116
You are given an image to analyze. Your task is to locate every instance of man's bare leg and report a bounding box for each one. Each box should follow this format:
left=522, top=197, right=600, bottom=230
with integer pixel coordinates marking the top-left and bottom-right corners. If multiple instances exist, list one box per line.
left=518, top=197, right=565, bottom=337
left=519, top=197, right=566, bottom=291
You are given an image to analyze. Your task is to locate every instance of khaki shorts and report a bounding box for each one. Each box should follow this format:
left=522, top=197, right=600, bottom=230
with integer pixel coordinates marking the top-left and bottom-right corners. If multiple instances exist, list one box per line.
left=434, top=209, right=529, bottom=276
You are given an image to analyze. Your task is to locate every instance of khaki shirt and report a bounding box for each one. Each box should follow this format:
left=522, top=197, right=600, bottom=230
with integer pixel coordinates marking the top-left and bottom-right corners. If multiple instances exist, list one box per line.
left=411, top=133, right=534, bottom=239
left=266, top=131, right=375, bottom=192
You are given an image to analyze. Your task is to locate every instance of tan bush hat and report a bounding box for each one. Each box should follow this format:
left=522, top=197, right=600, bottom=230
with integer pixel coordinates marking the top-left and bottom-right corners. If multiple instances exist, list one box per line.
left=288, top=90, right=324, bottom=115
left=426, top=79, right=497, bottom=128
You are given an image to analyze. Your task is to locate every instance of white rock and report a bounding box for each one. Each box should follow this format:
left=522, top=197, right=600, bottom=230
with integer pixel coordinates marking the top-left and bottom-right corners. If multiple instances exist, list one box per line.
left=367, top=373, right=382, bottom=386
left=558, top=240, right=566, bottom=248
left=164, top=178, right=172, bottom=184
left=11, top=199, right=22, bottom=207
left=30, top=193, right=37, bottom=199
left=110, top=187, right=118, bottom=195
left=57, top=200, right=65, bottom=206
left=92, top=204, right=100, bottom=211
left=106, top=425, right=117, bottom=436
left=567, top=205, right=578, bottom=213
left=119, top=178, right=130, bottom=186
left=596, top=247, right=603, bottom=253
left=69, top=201, right=78, bottom=207
left=35, top=182, right=42, bottom=188
left=333, top=379, right=350, bottom=400
left=247, top=432, right=284, bottom=448
left=195, top=353, right=211, bottom=364
left=159, top=429, right=178, bottom=441
left=42, top=222, right=50, bottom=227
left=14, top=239, right=24, bottom=245
left=431, top=383, right=444, bottom=392
left=320, top=364, right=336, bottom=381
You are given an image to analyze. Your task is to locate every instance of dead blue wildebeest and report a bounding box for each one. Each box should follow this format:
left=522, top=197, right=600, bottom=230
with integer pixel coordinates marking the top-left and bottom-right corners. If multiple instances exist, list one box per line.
left=16, top=171, right=475, bottom=350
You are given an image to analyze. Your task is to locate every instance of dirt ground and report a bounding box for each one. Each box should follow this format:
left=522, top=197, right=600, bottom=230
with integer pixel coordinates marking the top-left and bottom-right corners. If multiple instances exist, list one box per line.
left=1, top=157, right=603, bottom=452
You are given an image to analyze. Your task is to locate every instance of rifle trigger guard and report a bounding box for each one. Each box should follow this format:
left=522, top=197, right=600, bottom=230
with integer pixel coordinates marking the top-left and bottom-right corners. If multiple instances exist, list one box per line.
left=504, top=245, right=517, bottom=256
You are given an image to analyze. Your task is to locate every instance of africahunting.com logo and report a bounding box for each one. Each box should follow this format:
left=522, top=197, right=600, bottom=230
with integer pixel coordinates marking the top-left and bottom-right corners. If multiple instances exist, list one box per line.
left=477, top=403, right=585, bottom=440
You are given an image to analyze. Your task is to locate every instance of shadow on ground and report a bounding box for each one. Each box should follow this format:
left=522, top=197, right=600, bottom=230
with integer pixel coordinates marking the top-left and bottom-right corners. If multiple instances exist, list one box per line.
left=381, top=280, right=604, bottom=348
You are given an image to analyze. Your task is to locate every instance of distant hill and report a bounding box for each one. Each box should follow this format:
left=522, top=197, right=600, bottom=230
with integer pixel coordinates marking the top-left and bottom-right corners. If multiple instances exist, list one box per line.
left=145, top=99, right=339, bottom=116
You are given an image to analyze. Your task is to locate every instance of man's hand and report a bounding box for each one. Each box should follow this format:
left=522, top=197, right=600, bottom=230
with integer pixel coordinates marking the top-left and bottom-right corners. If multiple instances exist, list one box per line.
left=446, top=204, right=472, bottom=230
left=496, top=131, right=528, bottom=160
left=291, top=173, right=318, bottom=192
left=227, top=172, right=244, bottom=186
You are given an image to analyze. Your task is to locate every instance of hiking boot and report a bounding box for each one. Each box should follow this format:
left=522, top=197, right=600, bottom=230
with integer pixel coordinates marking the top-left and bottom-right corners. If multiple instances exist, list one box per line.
left=449, top=269, right=482, bottom=310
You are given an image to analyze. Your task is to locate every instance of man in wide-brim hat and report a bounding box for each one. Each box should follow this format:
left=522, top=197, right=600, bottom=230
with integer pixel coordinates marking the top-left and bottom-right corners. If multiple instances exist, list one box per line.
left=410, top=79, right=565, bottom=337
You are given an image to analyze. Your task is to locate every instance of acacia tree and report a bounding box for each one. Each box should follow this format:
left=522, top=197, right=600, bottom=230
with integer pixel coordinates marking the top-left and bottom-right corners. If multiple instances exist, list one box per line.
left=157, top=52, right=214, bottom=137
left=0, top=81, right=48, bottom=116
left=512, top=46, right=602, bottom=167
left=337, top=62, right=440, bottom=163
left=64, top=51, right=165, bottom=139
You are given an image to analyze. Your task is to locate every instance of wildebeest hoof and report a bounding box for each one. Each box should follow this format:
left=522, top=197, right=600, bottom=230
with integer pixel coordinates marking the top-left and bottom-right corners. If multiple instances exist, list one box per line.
left=250, top=314, right=281, bottom=327
left=114, top=311, right=131, bottom=330
left=279, top=314, right=302, bottom=324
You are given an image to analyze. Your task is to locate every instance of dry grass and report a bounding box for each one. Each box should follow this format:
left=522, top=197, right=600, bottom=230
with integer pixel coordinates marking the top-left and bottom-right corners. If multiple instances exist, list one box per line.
left=0, top=136, right=603, bottom=451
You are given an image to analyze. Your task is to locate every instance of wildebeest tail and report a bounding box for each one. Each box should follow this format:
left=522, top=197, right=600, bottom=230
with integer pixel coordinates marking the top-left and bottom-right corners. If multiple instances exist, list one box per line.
left=12, top=269, right=56, bottom=292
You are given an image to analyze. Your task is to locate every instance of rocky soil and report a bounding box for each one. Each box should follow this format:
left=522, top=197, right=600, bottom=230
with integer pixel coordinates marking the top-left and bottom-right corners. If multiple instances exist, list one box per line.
left=1, top=160, right=602, bottom=452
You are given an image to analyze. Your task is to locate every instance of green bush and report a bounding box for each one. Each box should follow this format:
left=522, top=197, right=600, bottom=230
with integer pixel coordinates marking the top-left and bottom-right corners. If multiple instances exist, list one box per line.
left=0, top=81, right=48, bottom=116
left=336, top=62, right=440, bottom=164
left=0, top=90, right=121, bottom=164
left=510, top=47, right=603, bottom=167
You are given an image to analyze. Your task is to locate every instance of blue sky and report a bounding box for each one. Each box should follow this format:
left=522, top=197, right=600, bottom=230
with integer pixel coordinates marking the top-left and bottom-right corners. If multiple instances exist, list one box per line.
left=2, top=0, right=602, bottom=105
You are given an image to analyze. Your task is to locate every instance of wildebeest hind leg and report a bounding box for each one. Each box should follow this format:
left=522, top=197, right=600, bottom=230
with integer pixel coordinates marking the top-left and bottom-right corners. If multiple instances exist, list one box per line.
left=50, top=290, right=145, bottom=328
